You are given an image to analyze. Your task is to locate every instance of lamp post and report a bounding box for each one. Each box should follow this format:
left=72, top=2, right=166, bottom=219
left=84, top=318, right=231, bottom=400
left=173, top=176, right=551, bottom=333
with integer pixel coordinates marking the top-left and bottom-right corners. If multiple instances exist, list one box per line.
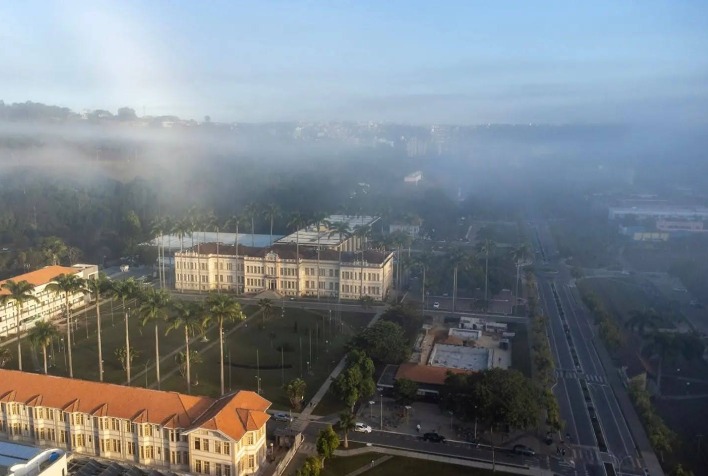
left=474, top=405, right=478, bottom=440
left=255, top=376, right=262, bottom=394
left=379, top=391, right=383, bottom=430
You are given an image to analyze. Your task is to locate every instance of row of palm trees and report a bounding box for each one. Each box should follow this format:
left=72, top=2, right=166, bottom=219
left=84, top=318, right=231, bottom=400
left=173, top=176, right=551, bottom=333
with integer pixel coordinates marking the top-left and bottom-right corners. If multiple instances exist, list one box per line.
left=1, top=274, right=245, bottom=395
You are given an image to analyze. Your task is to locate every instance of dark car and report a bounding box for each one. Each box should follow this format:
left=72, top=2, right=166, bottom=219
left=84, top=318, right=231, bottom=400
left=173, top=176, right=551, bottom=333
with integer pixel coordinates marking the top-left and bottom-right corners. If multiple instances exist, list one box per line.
left=422, top=432, right=446, bottom=443
left=513, top=444, right=536, bottom=456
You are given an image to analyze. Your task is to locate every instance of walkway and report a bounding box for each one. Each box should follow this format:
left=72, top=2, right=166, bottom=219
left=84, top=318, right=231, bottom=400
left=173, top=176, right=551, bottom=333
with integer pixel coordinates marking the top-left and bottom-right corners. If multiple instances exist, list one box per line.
left=344, top=455, right=393, bottom=476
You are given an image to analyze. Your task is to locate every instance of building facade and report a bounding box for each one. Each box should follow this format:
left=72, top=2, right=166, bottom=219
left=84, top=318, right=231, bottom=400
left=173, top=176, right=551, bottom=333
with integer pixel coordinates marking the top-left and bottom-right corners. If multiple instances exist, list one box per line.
left=0, top=370, right=271, bottom=476
left=175, top=244, right=395, bottom=300
left=0, top=265, right=98, bottom=337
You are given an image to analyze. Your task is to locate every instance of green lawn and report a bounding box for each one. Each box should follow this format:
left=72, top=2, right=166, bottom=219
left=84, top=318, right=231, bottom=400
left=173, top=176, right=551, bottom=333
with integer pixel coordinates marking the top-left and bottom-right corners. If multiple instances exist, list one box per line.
left=10, top=296, right=372, bottom=409
left=323, top=453, right=507, bottom=476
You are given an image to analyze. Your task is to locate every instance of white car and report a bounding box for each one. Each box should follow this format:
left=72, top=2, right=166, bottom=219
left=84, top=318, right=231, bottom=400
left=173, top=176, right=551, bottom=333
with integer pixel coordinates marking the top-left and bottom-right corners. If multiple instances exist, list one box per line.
left=433, top=302, right=440, bottom=309
left=354, top=422, right=372, bottom=433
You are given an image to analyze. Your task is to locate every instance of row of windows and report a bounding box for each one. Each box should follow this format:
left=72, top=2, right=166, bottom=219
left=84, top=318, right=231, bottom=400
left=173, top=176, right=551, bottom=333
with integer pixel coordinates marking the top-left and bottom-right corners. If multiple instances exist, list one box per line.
left=341, top=271, right=381, bottom=281
left=193, top=436, right=231, bottom=455
left=194, top=459, right=233, bottom=476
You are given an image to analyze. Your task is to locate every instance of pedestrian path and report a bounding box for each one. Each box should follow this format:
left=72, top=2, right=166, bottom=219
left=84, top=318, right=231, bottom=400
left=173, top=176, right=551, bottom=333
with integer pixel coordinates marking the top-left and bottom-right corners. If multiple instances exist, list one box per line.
left=344, top=455, right=393, bottom=476
left=554, top=369, right=606, bottom=384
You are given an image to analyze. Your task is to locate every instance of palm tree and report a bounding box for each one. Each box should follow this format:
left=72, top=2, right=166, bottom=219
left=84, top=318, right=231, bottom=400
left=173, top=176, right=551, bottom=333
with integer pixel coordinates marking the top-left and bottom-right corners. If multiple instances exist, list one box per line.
left=328, top=221, right=352, bottom=302
left=0, top=280, right=39, bottom=371
left=258, top=298, right=273, bottom=324
left=138, top=288, right=171, bottom=390
left=286, top=377, right=307, bottom=411
left=479, top=239, right=496, bottom=302
left=226, top=214, right=243, bottom=294
left=203, top=293, right=244, bottom=395
left=86, top=275, right=111, bottom=381
left=175, top=216, right=191, bottom=252
left=28, top=321, right=60, bottom=374
left=353, top=224, right=372, bottom=299
left=110, top=278, right=141, bottom=384
left=0, top=347, right=11, bottom=368
left=46, top=273, right=86, bottom=378
left=389, top=230, right=411, bottom=295
left=263, top=203, right=281, bottom=247
left=167, top=301, right=204, bottom=394
left=243, top=203, right=259, bottom=247
left=150, top=217, right=165, bottom=289
left=644, top=332, right=679, bottom=396
left=411, top=252, right=434, bottom=312
left=312, top=212, right=329, bottom=300
left=448, top=247, right=474, bottom=312
left=511, top=243, right=530, bottom=303
left=162, top=216, right=175, bottom=289
left=338, top=411, right=357, bottom=448
left=206, top=212, right=223, bottom=292
left=288, top=213, right=308, bottom=297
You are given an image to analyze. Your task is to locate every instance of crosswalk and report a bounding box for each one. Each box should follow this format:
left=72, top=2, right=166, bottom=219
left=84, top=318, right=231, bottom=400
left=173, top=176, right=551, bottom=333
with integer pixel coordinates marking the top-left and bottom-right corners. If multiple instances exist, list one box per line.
left=555, top=369, right=606, bottom=384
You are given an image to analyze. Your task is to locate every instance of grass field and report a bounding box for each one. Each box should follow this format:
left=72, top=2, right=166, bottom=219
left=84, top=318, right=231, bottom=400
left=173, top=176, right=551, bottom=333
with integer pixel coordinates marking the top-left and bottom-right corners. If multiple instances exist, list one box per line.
left=322, top=453, right=506, bottom=476
left=10, top=296, right=372, bottom=409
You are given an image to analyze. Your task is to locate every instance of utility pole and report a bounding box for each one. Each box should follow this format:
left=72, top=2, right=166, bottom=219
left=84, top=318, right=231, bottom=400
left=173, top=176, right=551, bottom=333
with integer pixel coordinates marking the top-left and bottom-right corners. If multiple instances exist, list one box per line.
left=309, top=329, right=312, bottom=371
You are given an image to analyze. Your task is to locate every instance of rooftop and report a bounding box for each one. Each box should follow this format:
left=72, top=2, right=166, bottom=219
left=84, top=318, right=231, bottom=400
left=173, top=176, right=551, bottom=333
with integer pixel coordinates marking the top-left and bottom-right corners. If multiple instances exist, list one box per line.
left=0, top=441, right=43, bottom=475
left=0, top=370, right=270, bottom=441
left=146, top=232, right=280, bottom=250
left=394, top=363, right=473, bottom=386
left=276, top=215, right=379, bottom=248
left=428, top=343, right=492, bottom=371
left=0, top=266, right=78, bottom=295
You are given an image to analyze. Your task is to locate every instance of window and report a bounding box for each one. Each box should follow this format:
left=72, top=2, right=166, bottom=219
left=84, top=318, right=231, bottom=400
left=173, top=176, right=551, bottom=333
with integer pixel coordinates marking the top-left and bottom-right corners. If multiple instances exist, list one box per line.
left=214, top=441, right=221, bottom=454
left=248, top=455, right=255, bottom=468
left=215, top=464, right=222, bottom=476
left=203, top=439, right=210, bottom=452
left=195, top=460, right=202, bottom=473
left=247, top=433, right=254, bottom=445
left=224, top=465, right=231, bottom=476
left=194, top=437, right=201, bottom=450
left=204, top=462, right=210, bottom=474
left=223, top=443, right=230, bottom=455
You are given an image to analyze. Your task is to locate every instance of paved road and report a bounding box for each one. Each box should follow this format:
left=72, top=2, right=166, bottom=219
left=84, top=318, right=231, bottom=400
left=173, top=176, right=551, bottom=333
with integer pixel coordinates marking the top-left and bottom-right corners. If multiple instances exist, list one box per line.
left=530, top=219, right=662, bottom=476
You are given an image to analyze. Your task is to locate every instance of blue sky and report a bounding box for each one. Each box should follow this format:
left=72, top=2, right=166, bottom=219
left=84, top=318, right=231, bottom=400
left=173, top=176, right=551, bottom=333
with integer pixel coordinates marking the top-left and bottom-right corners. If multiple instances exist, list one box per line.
left=1, top=1, right=707, bottom=124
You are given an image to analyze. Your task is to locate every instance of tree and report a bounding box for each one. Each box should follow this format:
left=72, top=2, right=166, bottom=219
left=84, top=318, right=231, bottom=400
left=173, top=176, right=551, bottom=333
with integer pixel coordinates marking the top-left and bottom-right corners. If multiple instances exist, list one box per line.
left=117, top=107, right=137, bottom=121
left=286, top=377, right=307, bottom=411
left=243, top=203, right=259, bottom=247
left=511, top=243, right=530, bottom=302
left=393, top=378, right=419, bottom=406
left=0, top=279, right=39, bottom=371
left=358, top=295, right=375, bottom=309
left=350, top=320, right=409, bottom=364
left=626, top=309, right=665, bottom=336
left=176, top=350, right=203, bottom=380
left=46, top=273, right=86, bottom=378
left=257, top=298, right=273, bottom=326
left=138, top=288, right=171, bottom=390
left=28, top=321, right=60, bottom=374
left=203, top=292, right=244, bottom=395
left=40, top=236, right=68, bottom=266
left=479, top=239, right=496, bottom=302
left=0, top=347, right=11, bottom=368
left=338, top=411, right=356, bottom=448
left=316, top=425, right=340, bottom=468
left=109, top=278, right=141, bottom=384
left=86, top=275, right=110, bottom=381
left=332, top=350, right=376, bottom=411
left=288, top=213, right=308, bottom=296
left=328, top=221, right=352, bottom=302
left=353, top=223, right=372, bottom=298
left=263, top=203, right=281, bottom=247
left=296, top=456, right=322, bottom=476
left=115, top=346, right=139, bottom=372
left=225, top=214, right=243, bottom=293
left=448, top=246, right=475, bottom=312
left=167, top=301, right=204, bottom=393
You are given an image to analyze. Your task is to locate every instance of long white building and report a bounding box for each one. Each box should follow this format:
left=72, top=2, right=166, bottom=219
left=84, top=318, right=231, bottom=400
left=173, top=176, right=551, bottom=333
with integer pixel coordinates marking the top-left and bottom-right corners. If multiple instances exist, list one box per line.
left=175, top=243, right=394, bottom=300
left=0, top=370, right=271, bottom=476
left=0, top=265, right=98, bottom=337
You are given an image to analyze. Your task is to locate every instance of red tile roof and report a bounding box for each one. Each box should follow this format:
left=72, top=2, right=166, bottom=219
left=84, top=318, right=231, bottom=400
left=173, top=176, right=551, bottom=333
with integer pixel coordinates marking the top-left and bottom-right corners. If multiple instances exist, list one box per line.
left=0, top=370, right=270, bottom=441
left=395, top=363, right=474, bottom=386
left=0, top=266, right=78, bottom=295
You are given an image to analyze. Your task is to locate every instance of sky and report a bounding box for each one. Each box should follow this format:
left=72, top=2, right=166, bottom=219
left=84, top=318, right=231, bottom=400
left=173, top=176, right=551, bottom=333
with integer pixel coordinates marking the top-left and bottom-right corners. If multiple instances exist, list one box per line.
left=1, top=1, right=707, bottom=124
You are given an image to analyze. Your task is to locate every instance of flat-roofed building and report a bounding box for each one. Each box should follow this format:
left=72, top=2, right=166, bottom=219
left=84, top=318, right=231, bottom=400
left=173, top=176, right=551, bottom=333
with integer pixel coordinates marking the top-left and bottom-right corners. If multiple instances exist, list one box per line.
left=0, top=265, right=98, bottom=337
left=175, top=243, right=394, bottom=300
left=275, top=215, right=379, bottom=252
left=0, top=370, right=271, bottom=476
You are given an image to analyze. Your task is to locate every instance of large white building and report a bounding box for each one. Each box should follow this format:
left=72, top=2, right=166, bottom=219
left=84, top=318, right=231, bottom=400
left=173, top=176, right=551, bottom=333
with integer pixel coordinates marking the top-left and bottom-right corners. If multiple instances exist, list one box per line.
left=175, top=244, right=395, bottom=300
left=274, top=214, right=379, bottom=251
left=0, top=265, right=98, bottom=337
left=0, top=370, right=271, bottom=476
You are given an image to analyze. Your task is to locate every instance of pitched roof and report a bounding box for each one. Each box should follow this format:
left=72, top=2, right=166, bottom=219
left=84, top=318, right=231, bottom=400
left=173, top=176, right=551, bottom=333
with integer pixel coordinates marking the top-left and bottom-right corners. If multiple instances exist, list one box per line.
left=0, top=266, right=78, bottom=295
left=395, top=363, right=474, bottom=386
left=179, top=243, right=393, bottom=265
left=0, top=370, right=269, bottom=439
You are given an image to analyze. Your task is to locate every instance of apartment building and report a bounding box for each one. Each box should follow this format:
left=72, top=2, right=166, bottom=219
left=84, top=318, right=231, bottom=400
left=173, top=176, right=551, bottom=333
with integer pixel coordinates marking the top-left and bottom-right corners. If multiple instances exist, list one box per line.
left=0, top=370, right=271, bottom=476
left=0, top=265, right=98, bottom=337
left=174, top=243, right=394, bottom=300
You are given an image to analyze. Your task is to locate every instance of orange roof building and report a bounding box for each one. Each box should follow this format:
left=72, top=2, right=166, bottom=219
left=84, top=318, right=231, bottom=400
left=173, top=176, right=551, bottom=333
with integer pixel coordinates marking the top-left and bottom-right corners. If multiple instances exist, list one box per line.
left=0, top=369, right=271, bottom=475
left=0, top=264, right=98, bottom=337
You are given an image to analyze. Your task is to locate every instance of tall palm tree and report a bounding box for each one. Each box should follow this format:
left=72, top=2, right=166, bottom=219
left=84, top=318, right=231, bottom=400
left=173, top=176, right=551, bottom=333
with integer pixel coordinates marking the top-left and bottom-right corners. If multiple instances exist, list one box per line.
left=162, top=215, right=175, bottom=289
left=338, top=411, right=357, bottom=449
left=389, top=230, right=410, bottom=295
left=203, top=293, right=244, bottom=395
left=86, top=275, right=111, bottom=381
left=167, top=301, right=204, bottom=394
left=138, top=288, right=171, bottom=390
left=226, top=214, right=243, bottom=294
left=0, top=280, right=39, bottom=371
left=28, top=321, right=60, bottom=374
left=353, top=224, right=372, bottom=299
left=110, top=278, right=141, bottom=384
left=411, top=252, right=434, bottom=311
left=258, top=298, right=273, bottom=323
left=150, top=217, right=165, bottom=289
left=479, top=239, right=496, bottom=302
left=287, top=213, right=307, bottom=297
left=243, top=203, right=259, bottom=247
left=328, top=221, right=352, bottom=302
left=46, top=273, right=86, bottom=378
left=175, top=216, right=191, bottom=252
left=511, top=243, right=530, bottom=303
left=263, top=203, right=281, bottom=247
left=312, top=212, right=329, bottom=300
left=206, top=212, right=223, bottom=292
left=448, top=247, right=473, bottom=312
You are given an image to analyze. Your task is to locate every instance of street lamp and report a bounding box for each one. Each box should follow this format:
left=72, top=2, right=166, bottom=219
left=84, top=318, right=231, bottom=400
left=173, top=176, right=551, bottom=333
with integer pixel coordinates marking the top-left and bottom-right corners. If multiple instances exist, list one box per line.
left=473, top=405, right=478, bottom=440
left=255, top=376, right=262, bottom=394
left=379, top=390, right=383, bottom=430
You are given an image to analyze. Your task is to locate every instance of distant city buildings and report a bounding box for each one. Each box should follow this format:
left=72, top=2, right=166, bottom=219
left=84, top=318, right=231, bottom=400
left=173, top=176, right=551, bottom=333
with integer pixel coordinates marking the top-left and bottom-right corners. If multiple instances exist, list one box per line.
left=0, top=370, right=271, bottom=476
left=403, top=171, right=422, bottom=185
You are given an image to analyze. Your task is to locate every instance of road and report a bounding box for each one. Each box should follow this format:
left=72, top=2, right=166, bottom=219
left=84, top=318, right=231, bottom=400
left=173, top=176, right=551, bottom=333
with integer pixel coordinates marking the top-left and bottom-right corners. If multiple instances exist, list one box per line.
left=530, top=220, right=661, bottom=476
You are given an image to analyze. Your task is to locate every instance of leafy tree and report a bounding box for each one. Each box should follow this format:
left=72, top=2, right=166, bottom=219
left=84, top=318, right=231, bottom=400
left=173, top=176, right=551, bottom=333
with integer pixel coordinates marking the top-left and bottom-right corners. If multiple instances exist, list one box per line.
left=296, top=456, right=322, bottom=476
left=670, top=465, right=694, bottom=476
left=332, top=350, right=376, bottom=411
left=350, top=320, right=409, bottom=364
left=358, top=295, right=375, bottom=309
left=316, top=425, right=340, bottom=468
left=0, top=279, right=39, bottom=371
left=0, top=347, right=11, bottom=368
left=286, top=377, right=307, bottom=411
left=338, top=411, right=356, bottom=448
left=138, top=288, right=171, bottom=390
left=28, top=321, right=60, bottom=374
left=393, top=378, right=419, bottom=406
left=115, top=346, right=140, bottom=372
left=46, top=273, right=86, bottom=378
left=625, top=309, right=665, bottom=336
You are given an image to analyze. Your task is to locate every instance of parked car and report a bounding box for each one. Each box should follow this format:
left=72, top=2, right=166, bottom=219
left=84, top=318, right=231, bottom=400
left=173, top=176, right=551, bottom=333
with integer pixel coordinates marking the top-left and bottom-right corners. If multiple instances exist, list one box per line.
left=273, top=412, right=292, bottom=422
left=513, top=444, right=535, bottom=456
left=422, top=432, right=446, bottom=443
left=354, top=422, right=372, bottom=433
left=433, top=302, right=440, bottom=309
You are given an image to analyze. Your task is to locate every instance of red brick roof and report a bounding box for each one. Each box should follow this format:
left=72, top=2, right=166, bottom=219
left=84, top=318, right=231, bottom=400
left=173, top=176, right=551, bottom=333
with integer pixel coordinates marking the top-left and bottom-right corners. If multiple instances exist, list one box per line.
left=0, top=370, right=270, bottom=441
